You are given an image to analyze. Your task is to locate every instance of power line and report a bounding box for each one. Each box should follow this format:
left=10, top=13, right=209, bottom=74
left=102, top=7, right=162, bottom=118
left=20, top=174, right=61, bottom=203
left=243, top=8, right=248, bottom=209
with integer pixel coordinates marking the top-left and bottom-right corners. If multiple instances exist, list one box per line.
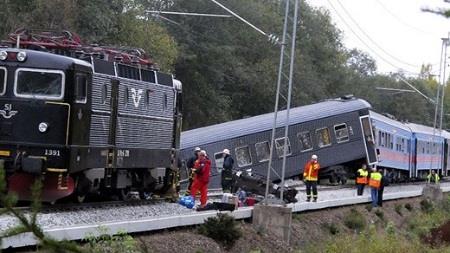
left=146, top=10, right=232, bottom=18
left=325, top=0, right=420, bottom=75
left=335, top=0, right=421, bottom=69
left=372, top=0, right=437, bottom=36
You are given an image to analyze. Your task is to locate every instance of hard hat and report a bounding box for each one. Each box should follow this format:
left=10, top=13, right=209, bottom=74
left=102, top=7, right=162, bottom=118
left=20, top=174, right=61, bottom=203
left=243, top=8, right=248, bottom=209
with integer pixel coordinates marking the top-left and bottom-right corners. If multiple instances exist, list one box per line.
left=311, top=154, right=318, bottom=160
left=200, top=150, right=207, bottom=156
left=194, top=147, right=201, bottom=152
left=223, top=149, right=230, bottom=155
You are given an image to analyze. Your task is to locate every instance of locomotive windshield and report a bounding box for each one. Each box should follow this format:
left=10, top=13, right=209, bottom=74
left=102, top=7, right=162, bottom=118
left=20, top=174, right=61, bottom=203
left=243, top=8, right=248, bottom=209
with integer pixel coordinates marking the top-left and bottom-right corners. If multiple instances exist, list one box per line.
left=14, top=68, right=65, bottom=100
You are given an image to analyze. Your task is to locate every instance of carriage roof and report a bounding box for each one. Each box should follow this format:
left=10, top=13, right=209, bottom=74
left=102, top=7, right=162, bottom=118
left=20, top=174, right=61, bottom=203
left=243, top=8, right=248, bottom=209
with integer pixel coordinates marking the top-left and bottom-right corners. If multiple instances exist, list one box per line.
left=181, top=97, right=371, bottom=149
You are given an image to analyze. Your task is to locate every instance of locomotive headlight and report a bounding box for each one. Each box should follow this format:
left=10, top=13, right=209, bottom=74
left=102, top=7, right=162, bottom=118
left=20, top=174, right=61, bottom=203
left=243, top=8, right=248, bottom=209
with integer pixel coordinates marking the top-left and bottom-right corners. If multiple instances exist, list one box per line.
left=0, top=51, right=7, bottom=61
left=16, top=51, right=27, bottom=62
left=38, top=122, right=49, bottom=133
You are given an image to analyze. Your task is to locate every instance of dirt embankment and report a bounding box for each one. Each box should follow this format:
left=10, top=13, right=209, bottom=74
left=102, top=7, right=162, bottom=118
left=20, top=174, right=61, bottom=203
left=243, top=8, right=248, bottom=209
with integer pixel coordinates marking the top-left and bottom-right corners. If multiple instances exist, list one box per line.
left=137, top=197, right=430, bottom=253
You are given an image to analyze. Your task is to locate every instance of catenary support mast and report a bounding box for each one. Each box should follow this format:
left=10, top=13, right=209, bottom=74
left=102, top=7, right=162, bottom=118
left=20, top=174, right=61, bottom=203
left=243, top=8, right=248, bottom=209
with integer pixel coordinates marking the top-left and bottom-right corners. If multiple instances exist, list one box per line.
left=264, top=0, right=300, bottom=205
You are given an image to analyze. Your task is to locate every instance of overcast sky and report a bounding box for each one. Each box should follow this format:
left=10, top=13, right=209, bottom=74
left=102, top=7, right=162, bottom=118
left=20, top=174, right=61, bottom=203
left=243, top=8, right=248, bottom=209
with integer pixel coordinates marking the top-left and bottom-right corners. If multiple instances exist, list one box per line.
left=306, top=0, right=449, bottom=76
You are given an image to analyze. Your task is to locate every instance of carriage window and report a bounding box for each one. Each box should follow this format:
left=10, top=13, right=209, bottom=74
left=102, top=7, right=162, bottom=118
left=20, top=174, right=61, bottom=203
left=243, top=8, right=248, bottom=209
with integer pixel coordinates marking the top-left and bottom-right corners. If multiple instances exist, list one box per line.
left=334, top=123, right=349, bottom=143
left=275, top=137, right=292, bottom=157
left=214, top=152, right=225, bottom=170
left=235, top=146, right=252, bottom=167
left=0, top=67, right=6, bottom=96
left=297, top=131, right=313, bottom=151
left=74, top=74, right=87, bottom=103
left=316, top=127, right=331, bottom=148
left=255, top=141, right=270, bottom=162
left=14, top=68, right=64, bottom=100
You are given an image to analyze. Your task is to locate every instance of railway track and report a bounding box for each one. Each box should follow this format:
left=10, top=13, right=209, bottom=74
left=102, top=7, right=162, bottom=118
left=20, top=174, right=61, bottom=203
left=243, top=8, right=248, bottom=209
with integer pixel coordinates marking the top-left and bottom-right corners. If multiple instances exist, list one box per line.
left=1, top=182, right=449, bottom=249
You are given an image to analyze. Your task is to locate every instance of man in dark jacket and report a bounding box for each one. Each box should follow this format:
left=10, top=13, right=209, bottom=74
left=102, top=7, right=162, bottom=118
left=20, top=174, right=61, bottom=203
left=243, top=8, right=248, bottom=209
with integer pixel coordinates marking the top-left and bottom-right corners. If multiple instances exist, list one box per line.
left=221, top=148, right=234, bottom=193
left=185, top=147, right=200, bottom=195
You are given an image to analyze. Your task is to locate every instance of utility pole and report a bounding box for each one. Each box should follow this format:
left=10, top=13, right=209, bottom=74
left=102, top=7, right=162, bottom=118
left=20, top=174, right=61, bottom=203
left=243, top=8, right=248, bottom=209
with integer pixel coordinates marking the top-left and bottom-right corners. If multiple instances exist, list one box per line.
left=264, top=0, right=300, bottom=205
left=429, top=34, right=449, bottom=177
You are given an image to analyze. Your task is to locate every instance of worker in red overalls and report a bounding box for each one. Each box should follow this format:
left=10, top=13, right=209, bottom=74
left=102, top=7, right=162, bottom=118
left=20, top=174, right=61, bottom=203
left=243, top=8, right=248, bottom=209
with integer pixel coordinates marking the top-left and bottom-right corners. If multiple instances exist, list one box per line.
left=190, top=150, right=211, bottom=208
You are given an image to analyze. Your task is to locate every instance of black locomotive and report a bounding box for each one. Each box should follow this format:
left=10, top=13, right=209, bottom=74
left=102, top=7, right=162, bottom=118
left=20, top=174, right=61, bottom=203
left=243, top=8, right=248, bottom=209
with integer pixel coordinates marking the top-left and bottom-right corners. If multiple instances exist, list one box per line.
left=0, top=30, right=182, bottom=202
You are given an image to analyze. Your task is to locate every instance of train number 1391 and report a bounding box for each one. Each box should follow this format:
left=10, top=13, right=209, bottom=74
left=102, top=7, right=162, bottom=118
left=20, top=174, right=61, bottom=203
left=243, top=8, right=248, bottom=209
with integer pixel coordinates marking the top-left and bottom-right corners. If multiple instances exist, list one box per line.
left=45, top=149, right=61, bottom=156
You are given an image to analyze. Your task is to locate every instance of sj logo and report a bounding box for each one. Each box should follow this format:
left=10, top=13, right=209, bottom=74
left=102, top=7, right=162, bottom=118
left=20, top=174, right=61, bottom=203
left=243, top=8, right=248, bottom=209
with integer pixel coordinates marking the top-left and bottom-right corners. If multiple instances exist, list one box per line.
left=131, top=88, right=143, bottom=108
left=0, top=104, right=18, bottom=119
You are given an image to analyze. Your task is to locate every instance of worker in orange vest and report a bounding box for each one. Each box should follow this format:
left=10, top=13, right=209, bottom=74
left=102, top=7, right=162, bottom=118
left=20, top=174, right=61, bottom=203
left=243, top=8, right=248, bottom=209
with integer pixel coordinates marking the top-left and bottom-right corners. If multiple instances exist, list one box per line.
left=356, top=164, right=369, bottom=196
left=369, top=166, right=382, bottom=207
left=303, top=154, right=320, bottom=202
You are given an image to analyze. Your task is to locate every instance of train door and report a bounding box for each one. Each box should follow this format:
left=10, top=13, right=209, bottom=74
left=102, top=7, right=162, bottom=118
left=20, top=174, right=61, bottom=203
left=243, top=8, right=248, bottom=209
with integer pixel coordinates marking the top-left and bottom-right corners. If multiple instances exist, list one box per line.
left=359, top=115, right=378, bottom=165
left=444, top=140, right=448, bottom=176
left=104, top=79, right=119, bottom=187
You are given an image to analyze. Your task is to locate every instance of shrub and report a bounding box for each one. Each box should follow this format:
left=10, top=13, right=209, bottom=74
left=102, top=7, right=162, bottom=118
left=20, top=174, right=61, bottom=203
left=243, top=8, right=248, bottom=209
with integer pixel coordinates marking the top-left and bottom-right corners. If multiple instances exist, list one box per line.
left=420, top=199, right=434, bottom=213
left=84, top=229, right=140, bottom=253
left=343, top=209, right=366, bottom=232
left=395, top=204, right=403, bottom=216
left=375, top=209, right=384, bottom=220
left=385, top=221, right=396, bottom=235
left=365, top=204, right=373, bottom=212
left=405, top=203, right=413, bottom=211
left=198, top=213, right=242, bottom=248
left=323, top=222, right=340, bottom=235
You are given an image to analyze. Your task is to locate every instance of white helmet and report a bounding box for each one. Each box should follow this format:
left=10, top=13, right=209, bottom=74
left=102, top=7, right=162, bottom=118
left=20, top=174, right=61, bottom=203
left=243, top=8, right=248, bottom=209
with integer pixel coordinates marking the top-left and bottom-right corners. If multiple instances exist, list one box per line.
left=200, top=150, right=207, bottom=156
left=194, top=147, right=201, bottom=152
left=223, top=149, right=230, bottom=155
left=311, top=154, right=318, bottom=160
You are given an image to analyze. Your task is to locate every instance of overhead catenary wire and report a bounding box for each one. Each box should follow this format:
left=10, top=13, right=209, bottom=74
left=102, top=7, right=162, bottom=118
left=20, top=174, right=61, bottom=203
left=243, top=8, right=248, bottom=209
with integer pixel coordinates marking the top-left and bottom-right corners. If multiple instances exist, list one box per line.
left=334, top=0, right=421, bottom=69
left=325, top=0, right=420, bottom=75
left=372, top=0, right=437, bottom=36
left=146, top=10, right=232, bottom=18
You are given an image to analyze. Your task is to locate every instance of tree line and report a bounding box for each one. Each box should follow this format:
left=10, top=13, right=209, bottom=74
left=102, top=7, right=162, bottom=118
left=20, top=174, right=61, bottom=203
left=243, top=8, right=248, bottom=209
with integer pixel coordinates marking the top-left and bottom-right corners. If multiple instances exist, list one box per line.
left=0, top=0, right=448, bottom=130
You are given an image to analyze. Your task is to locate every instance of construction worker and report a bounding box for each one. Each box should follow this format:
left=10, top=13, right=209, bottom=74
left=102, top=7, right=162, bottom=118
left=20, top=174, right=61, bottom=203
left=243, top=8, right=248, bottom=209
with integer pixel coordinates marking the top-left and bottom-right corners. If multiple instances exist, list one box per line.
left=303, top=154, right=320, bottom=202
left=185, top=147, right=201, bottom=195
left=356, top=164, right=369, bottom=196
left=221, top=148, right=234, bottom=193
left=190, top=150, right=211, bottom=209
left=369, top=166, right=382, bottom=207
left=427, top=170, right=440, bottom=184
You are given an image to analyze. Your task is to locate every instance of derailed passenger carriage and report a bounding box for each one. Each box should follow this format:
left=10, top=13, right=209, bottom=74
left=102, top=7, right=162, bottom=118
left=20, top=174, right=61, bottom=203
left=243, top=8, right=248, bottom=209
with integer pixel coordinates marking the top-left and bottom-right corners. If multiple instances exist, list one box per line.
left=0, top=30, right=182, bottom=202
left=180, top=96, right=378, bottom=189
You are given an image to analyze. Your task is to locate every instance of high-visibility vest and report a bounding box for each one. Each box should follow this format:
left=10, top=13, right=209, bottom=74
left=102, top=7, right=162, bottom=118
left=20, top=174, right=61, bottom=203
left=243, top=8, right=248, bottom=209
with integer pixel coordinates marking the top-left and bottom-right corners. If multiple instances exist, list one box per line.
left=356, top=169, right=368, bottom=184
left=303, top=161, right=320, bottom=181
left=427, top=173, right=440, bottom=184
left=369, top=172, right=382, bottom=189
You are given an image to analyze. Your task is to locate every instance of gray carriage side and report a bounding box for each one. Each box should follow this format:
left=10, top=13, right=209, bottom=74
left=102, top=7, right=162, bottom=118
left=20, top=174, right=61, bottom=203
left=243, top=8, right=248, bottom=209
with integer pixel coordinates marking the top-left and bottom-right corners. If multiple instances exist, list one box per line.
left=180, top=97, right=373, bottom=189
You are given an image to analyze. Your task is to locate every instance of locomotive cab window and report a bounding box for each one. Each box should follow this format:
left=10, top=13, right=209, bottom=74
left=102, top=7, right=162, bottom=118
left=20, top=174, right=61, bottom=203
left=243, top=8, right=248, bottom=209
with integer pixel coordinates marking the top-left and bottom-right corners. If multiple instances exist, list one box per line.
left=334, top=123, right=349, bottom=143
left=14, top=68, right=65, bottom=100
left=235, top=146, right=252, bottom=167
left=316, top=127, right=331, bottom=148
left=0, top=67, right=6, bottom=96
left=255, top=141, right=270, bottom=162
left=275, top=137, right=292, bottom=157
left=74, top=74, right=87, bottom=103
left=297, top=131, right=313, bottom=151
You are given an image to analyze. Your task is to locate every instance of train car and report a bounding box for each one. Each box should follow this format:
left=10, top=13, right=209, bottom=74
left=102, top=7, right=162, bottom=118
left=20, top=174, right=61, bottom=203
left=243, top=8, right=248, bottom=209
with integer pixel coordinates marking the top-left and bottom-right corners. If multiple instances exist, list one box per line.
left=180, top=96, right=378, bottom=189
left=441, top=130, right=450, bottom=177
left=406, top=123, right=445, bottom=178
left=370, top=111, right=413, bottom=180
left=0, top=32, right=182, bottom=202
